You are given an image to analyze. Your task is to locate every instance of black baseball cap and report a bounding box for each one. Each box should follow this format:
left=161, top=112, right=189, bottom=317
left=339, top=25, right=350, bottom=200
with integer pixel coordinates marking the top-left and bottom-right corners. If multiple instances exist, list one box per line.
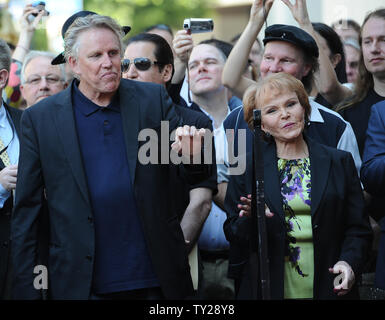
left=263, top=24, right=319, bottom=59
left=51, top=11, right=131, bottom=65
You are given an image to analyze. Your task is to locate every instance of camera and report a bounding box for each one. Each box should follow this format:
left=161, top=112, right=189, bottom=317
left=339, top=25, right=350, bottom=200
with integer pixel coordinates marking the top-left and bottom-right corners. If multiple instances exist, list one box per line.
left=183, top=18, right=214, bottom=34
left=28, top=1, right=49, bottom=22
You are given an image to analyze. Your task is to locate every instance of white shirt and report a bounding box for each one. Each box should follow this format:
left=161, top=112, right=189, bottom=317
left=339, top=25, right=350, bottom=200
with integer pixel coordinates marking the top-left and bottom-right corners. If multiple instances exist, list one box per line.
left=198, top=105, right=232, bottom=251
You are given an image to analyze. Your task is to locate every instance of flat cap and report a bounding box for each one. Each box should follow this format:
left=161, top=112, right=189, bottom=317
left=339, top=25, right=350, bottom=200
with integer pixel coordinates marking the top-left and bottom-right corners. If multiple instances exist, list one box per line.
left=263, top=24, right=319, bottom=58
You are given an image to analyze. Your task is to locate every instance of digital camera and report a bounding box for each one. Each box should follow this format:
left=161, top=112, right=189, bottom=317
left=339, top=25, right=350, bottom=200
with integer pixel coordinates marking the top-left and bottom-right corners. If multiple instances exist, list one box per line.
left=183, top=18, right=214, bottom=34
left=28, top=1, right=49, bottom=22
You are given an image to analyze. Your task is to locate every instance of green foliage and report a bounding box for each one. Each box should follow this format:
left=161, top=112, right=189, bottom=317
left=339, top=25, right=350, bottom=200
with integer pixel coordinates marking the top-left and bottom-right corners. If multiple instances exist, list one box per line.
left=84, top=0, right=215, bottom=35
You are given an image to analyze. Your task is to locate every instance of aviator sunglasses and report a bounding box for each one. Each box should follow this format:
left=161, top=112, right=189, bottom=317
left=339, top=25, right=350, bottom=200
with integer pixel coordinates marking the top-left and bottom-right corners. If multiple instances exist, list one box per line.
left=121, top=58, right=163, bottom=72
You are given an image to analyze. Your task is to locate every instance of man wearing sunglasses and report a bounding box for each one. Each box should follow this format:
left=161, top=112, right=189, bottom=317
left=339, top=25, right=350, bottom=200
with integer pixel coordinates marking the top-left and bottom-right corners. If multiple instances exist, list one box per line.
left=121, top=55, right=173, bottom=88
left=123, top=33, right=217, bottom=283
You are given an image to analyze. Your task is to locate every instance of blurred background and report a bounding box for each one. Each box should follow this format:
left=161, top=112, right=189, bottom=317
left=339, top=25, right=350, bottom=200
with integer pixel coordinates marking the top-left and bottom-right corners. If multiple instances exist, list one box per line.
left=1, top=0, right=384, bottom=54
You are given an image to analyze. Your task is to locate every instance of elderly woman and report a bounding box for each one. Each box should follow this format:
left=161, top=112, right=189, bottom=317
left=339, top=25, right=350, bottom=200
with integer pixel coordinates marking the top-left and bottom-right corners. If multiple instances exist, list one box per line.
left=223, top=73, right=372, bottom=300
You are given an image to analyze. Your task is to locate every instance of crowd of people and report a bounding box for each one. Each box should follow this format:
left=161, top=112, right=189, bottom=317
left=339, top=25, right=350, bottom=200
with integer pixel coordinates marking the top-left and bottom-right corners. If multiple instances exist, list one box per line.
left=0, top=0, right=384, bottom=300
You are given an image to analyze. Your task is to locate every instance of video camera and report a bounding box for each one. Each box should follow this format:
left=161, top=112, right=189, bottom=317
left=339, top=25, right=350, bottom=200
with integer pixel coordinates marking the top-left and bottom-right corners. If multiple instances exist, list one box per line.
left=183, top=18, right=214, bottom=34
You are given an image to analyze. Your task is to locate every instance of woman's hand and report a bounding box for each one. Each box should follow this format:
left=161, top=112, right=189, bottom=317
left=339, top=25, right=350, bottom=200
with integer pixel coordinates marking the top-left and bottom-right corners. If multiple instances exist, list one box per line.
left=237, top=194, right=274, bottom=218
left=329, top=261, right=355, bottom=296
left=249, top=0, right=275, bottom=25
left=281, top=0, right=311, bottom=27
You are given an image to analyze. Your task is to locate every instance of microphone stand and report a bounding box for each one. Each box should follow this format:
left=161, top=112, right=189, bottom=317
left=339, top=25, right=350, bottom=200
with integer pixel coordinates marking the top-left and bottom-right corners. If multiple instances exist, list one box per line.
left=250, top=109, right=271, bottom=300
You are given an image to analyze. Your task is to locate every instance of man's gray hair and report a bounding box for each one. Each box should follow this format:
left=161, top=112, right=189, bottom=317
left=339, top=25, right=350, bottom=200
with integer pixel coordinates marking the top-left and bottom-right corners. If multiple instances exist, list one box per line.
left=21, top=50, right=67, bottom=84
left=0, top=39, right=12, bottom=73
left=64, top=14, right=124, bottom=62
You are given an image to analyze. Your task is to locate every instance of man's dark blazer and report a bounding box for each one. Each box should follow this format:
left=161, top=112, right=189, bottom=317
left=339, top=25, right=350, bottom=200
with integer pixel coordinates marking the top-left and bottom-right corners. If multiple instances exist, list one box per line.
left=11, top=79, right=209, bottom=300
left=223, top=136, right=372, bottom=299
left=361, top=100, right=385, bottom=290
left=0, top=103, right=22, bottom=299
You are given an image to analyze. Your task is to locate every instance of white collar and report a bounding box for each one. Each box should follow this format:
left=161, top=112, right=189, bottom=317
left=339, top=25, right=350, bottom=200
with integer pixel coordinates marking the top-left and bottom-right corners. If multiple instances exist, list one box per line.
left=199, top=105, right=231, bottom=124
left=309, top=97, right=325, bottom=123
left=309, top=97, right=349, bottom=125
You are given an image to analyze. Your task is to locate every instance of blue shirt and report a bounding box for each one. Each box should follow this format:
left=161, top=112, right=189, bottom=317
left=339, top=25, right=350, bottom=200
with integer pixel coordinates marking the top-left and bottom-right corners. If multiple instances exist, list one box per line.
left=0, top=101, right=20, bottom=208
left=72, top=83, right=159, bottom=294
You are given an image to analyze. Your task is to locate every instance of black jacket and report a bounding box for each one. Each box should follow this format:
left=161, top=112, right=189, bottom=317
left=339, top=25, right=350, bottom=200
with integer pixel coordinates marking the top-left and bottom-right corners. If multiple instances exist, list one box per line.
left=11, top=79, right=211, bottom=299
left=224, top=136, right=372, bottom=299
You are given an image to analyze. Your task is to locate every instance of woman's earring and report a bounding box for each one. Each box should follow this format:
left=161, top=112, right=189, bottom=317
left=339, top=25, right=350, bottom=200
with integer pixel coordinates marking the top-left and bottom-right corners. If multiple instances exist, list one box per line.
left=263, top=131, right=271, bottom=139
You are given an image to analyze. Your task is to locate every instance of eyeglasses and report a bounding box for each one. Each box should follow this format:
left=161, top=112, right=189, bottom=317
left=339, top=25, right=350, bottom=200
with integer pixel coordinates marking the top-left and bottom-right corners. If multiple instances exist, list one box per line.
left=25, top=75, right=63, bottom=86
left=121, top=58, right=162, bottom=72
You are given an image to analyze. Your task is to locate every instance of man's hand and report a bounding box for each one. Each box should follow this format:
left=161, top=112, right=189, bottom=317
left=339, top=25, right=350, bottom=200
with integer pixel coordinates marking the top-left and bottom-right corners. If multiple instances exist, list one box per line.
left=171, top=125, right=206, bottom=163
left=172, top=29, right=194, bottom=84
left=0, top=164, right=18, bottom=191
left=329, top=260, right=355, bottom=296
left=173, top=30, right=194, bottom=65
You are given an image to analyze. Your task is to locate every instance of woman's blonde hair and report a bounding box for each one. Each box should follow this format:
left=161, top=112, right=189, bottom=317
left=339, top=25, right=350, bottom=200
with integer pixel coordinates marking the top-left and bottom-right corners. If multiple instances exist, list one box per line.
left=243, top=72, right=311, bottom=131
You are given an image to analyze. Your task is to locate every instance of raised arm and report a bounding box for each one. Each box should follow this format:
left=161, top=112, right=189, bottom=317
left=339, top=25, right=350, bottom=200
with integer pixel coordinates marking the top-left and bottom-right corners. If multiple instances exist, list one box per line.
left=4, top=4, right=46, bottom=108
left=222, top=0, right=274, bottom=98
left=12, top=4, right=46, bottom=63
left=281, top=0, right=353, bottom=105
left=172, top=29, right=194, bottom=84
